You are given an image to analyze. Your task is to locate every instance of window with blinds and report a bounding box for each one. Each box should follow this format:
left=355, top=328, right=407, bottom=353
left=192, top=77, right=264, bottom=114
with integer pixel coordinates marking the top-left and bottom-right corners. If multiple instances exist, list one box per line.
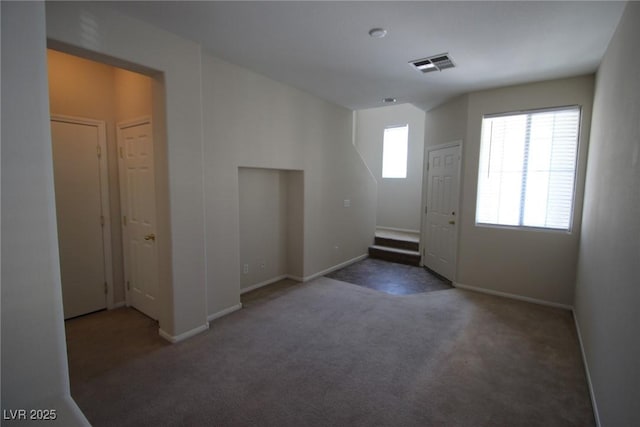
left=476, top=106, right=581, bottom=231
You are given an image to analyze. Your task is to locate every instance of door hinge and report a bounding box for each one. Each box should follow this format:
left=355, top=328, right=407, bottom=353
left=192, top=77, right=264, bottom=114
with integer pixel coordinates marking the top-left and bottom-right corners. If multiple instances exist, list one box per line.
left=119, top=146, right=124, bottom=159
left=97, top=145, right=102, bottom=158
left=425, top=206, right=428, bottom=214
left=427, top=162, right=430, bottom=171
left=127, top=281, right=130, bottom=291
left=100, top=215, right=105, bottom=226
left=123, top=215, right=127, bottom=226
left=104, top=282, right=108, bottom=294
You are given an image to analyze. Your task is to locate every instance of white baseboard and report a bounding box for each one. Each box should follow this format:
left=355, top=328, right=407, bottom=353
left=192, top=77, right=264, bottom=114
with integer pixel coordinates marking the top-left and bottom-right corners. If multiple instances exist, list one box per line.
left=300, top=253, right=368, bottom=282
left=207, top=303, right=243, bottom=322
left=235, top=255, right=368, bottom=287
left=240, top=275, right=288, bottom=294
left=573, top=310, right=601, bottom=427
left=110, top=301, right=126, bottom=309
left=159, top=323, right=209, bottom=343
left=453, top=282, right=573, bottom=311
left=376, top=226, right=420, bottom=234
left=202, top=255, right=368, bottom=328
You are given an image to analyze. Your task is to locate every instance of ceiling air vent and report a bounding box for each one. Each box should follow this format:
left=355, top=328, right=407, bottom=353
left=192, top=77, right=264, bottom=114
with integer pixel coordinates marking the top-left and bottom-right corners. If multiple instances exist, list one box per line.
left=410, top=53, right=455, bottom=73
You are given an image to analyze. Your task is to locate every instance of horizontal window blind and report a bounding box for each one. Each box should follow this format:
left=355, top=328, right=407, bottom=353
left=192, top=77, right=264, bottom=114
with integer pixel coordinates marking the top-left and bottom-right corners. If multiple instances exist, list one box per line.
left=476, top=106, right=580, bottom=230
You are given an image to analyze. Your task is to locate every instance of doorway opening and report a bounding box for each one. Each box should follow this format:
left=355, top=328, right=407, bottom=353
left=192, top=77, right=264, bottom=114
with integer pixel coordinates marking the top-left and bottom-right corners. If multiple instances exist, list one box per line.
left=48, top=48, right=163, bottom=321
left=47, top=49, right=168, bottom=322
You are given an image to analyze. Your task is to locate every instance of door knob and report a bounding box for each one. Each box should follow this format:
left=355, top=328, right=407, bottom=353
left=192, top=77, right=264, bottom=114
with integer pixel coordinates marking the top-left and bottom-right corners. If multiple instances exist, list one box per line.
left=144, top=233, right=156, bottom=241
left=448, top=220, right=456, bottom=225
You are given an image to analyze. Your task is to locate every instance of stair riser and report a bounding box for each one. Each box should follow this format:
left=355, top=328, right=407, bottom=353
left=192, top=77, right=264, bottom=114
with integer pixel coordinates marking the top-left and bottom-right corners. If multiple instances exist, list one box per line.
left=369, top=248, right=421, bottom=266
left=374, top=237, right=419, bottom=252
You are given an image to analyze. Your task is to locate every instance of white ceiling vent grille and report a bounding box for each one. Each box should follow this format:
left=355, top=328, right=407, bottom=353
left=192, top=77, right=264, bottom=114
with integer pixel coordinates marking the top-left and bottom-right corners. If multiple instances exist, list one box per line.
left=410, top=53, right=455, bottom=73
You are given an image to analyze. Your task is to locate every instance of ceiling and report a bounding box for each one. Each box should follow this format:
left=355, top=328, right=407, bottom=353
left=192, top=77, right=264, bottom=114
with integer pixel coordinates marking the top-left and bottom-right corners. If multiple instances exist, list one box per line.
left=112, top=1, right=626, bottom=111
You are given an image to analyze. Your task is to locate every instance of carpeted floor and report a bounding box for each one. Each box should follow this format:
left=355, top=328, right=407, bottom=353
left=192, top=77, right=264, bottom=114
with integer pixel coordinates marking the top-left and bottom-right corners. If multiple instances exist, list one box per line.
left=66, top=278, right=594, bottom=427
left=325, top=258, right=452, bottom=295
left=65, top=306, right=169, bottom=385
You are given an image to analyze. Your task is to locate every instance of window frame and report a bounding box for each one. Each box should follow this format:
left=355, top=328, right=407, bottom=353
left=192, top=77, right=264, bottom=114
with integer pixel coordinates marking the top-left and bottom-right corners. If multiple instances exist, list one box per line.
left=381, top=124, right=409, bottom=179
left=474, top=105, right=583, bottom=233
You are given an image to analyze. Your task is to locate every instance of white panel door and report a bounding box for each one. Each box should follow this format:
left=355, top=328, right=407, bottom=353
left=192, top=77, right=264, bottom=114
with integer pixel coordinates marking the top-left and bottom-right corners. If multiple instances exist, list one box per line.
left=423, top=144, right=461, bottom=280
left=119, top=120, right=159, bottom=320
left=51, top=119, right=107, bottom=319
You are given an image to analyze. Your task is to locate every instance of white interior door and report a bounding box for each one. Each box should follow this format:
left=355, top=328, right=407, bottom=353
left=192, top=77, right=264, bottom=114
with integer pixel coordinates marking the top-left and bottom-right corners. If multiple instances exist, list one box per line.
left=118, top=118, right=159, bottom=320
left=423, top=143, right=461, bottom=280
left=51, top=118, right=108, bottom=319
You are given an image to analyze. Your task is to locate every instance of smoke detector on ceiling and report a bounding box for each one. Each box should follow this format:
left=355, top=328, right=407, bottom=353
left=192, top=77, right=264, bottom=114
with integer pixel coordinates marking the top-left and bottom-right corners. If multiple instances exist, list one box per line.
left=410, top=53, right=455, bottom=73
left=368, top=28, right=388, bottom=38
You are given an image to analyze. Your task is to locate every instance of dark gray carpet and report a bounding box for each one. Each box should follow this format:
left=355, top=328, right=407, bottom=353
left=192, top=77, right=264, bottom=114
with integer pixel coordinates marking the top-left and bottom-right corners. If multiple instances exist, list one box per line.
left=65, top=307, right=168, bottom=384
left=66, top=278, right=594, bottom=427
left=326, top=257, right=452, bottom=295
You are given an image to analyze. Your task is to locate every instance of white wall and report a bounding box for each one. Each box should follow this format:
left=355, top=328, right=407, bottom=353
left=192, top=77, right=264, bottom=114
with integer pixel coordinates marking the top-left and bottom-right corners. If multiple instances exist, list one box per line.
left=574, top=2, right=640, bottom=425
left=424, top=95, right=468, bottom=148
left=202, top=54, right=377, bottom=314
left=426, top=76, right=594, bottom=306
left=114, top=68, right=153, bottom=122
left=1, top=2, right=89, bottom=424
left=460, top=76, right=594, bottom=306
left=47, top=50, right=152, bottom=306
left=355, top=104, right=426, bottom=232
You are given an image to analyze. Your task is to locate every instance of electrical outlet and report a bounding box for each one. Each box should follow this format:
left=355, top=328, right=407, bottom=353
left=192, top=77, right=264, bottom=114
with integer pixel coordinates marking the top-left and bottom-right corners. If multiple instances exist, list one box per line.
left=343, top=199, right=351, bottom=208
left=260, top=261, right=266, bottom=269
left=243, top=264, right=249, bottom=274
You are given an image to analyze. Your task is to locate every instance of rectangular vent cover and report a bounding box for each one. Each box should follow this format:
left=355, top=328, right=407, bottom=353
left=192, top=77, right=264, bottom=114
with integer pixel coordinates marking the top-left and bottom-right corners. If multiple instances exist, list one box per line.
left=410, top=53, right=455, bottom=73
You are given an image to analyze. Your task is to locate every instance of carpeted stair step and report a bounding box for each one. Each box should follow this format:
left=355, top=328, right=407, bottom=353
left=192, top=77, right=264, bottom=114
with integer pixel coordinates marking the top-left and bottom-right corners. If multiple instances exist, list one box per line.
left=368, top=245, right=421, bottom=266
left=374, top=236, right=419, bottom=252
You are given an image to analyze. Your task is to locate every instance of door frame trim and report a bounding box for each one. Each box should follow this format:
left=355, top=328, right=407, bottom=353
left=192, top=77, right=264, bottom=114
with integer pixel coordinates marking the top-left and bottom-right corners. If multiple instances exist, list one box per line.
left=116, top=116, right=153, bottom=309
left=50, top=114, right=115, bottom=309
left=420, top=140, right=463, bottom=282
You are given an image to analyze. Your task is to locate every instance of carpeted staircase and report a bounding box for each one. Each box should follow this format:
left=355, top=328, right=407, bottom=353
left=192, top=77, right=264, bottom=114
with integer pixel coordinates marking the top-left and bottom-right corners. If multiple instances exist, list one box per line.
left=368, top=229, right=421, bottom=266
